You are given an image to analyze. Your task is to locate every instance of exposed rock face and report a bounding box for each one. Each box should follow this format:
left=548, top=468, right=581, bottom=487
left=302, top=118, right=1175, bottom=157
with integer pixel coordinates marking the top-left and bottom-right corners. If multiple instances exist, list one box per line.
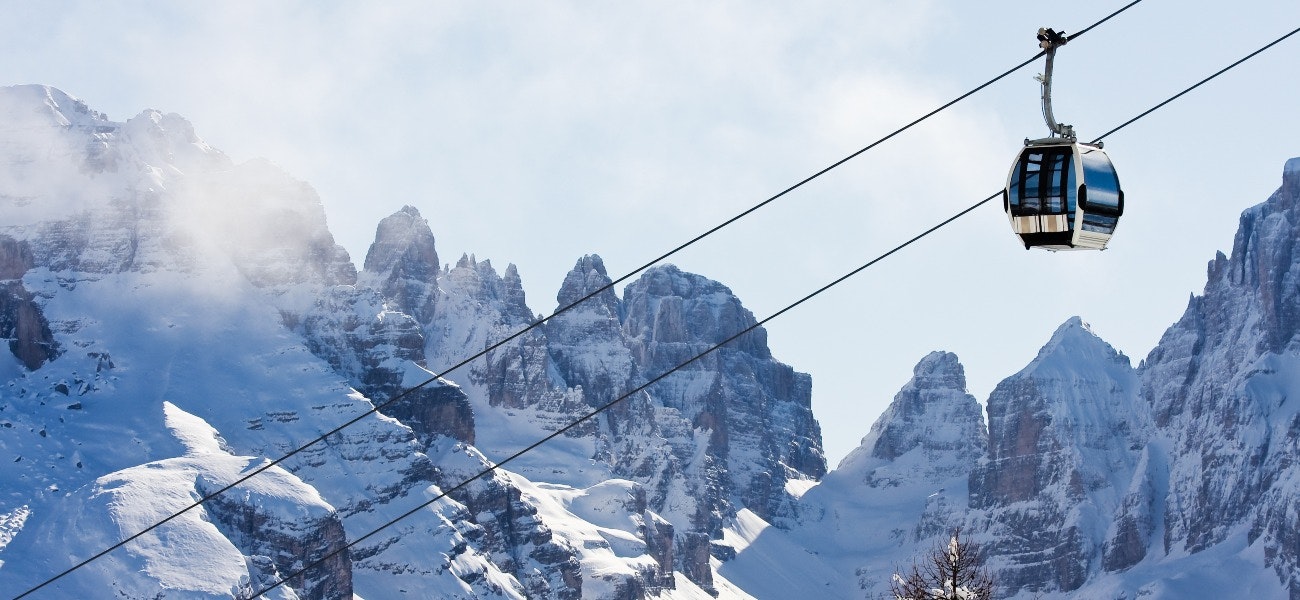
left=621, top=264, right=826, bottom=525
left=0, top=235, right=33, bottom=280
left=846, top=351, right=985, bottom=485
left=1137, top=157, right=1300, bottom=597
left=431, top=254, right=572, bottom=415
left=0, top=282, right=59, bottom=370
left=299, top=285, right=475, bottom=446
left=969, top=318, right=1144, bottom=594
left=199, top=477, right=353, bottom=600
left=414, top=252, right=826, bottom=591
left=636, top=488, right=677, bottom=591
left=547, top=255, right=632, bottom=410
left=432, top=442, right=584, bottom=600
left=362, top=206, right=440, bottom=324
left=1101, top=444, right=1164, bottom=572
left=676, top=532, right=714, bottom=591
left=0, top=236, right=58, bottom=370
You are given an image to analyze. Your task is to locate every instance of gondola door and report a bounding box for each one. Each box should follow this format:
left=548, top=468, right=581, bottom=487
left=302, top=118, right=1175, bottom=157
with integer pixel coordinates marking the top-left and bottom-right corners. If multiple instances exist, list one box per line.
left=1006, top=144, right=1077, bottom=250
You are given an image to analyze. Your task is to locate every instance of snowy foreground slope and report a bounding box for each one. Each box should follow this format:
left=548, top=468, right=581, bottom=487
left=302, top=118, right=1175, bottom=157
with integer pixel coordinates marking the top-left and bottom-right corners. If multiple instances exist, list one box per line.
left=0, top=85, right=1298, bottom=599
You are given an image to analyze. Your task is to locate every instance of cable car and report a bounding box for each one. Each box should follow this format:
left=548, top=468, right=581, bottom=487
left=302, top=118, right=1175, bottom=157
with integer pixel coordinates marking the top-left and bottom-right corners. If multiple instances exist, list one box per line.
left=1005, top=140, right=1123, bottom=250
left=1005, top=28, right=1123, bottom=251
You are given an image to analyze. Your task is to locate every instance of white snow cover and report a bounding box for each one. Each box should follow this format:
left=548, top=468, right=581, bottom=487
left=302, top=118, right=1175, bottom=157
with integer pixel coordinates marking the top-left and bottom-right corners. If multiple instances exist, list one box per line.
left=1, top=402, right=322, bottom=598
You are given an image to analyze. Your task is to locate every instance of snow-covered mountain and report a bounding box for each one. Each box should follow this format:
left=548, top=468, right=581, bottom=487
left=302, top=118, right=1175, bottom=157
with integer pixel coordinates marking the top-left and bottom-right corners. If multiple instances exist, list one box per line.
left=0, top=85, right=817, bottom=599
left=0, top=85, right=553, bottom=599
left=2, top=85, right=1299, bottom=599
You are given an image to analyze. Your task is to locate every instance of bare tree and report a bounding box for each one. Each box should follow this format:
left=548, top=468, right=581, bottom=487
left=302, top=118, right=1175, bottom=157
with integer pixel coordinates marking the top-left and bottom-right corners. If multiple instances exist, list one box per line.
left=891, top=528, right=995, bottom=600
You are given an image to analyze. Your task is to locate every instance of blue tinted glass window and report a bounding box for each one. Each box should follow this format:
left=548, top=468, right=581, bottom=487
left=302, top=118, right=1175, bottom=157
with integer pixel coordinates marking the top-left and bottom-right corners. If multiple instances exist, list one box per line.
left=1022, top=156, right=1041, bottom=212
left=1080, top=149, right=1121, bottom=214
left=1082, top=212, right=1118, bottom=234
left=1011, top=147, right=1072, bottom=217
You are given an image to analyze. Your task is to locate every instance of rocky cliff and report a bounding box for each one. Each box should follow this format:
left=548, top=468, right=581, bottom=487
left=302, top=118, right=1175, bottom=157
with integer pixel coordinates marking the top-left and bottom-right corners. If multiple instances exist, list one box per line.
left=968, top=317, right=1145, bottom=593
left=1133, top=156, right=1300, bottom=598
left=364, top=205, right=828, bottom=591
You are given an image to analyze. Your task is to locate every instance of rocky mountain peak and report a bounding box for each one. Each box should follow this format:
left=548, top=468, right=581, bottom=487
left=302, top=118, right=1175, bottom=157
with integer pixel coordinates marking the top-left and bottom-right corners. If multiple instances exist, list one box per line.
left=622, top=264, right=769, bottom=359
left=1202, top=158, right=1300, bottom=354
left=908, top=350, right=967, bottom=390
left=839, top=351, right=984, bottom=482
left=0, top=85, right=358, bottom=325
left=363, top=205, right=439, bottom=282
left=1284, top=156, right=1300, bottom=194
left=0, top=85, right=107, bottom=130
left=501, top=263, right=531, bottom=321
left=556, top=254, right=619, bottom=317
left=970, top=317, right=1144, bottom=593
left=123, top=109, right=211, bottom=159
left=438, top=253, right=532, bottom=328
left=361, top=206, right=440, bottom=323
left=1027, top=317, right=1132, bottom=376
left=978, top=316, right=1141, bottom=483
left=545, top=254, right=633, bottom=408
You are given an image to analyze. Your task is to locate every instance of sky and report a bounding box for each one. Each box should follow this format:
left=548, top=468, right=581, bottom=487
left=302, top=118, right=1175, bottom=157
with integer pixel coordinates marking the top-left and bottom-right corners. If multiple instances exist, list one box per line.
left=2, top=1, right=1298, bottom=465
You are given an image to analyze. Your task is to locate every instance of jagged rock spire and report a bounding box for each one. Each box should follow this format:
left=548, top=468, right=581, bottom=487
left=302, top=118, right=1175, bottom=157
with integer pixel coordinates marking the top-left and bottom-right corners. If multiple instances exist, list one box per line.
left=842, top=351, right=985, bottom=482
left=363, top=206, right=439, bottom=282
left=555, top=254, right=620, bottom=316
left=362, top=206, right=440, bottom=324
left=546, top=254, right=633, bottom=408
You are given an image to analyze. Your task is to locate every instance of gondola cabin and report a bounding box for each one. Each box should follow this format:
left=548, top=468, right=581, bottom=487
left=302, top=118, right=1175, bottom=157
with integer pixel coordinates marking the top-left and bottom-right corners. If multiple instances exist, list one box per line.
left=1004, top=139, right=1123, bottom=250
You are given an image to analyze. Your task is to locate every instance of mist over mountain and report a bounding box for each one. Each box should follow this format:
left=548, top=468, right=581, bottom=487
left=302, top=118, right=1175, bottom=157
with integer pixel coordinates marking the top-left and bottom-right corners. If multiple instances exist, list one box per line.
left=1, top=85, right=1298, bottom=599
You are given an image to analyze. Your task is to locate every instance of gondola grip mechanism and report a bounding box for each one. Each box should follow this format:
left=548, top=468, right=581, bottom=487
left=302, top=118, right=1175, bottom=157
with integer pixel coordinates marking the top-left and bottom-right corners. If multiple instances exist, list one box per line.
left=1035, top=27, right=1075, bottom=140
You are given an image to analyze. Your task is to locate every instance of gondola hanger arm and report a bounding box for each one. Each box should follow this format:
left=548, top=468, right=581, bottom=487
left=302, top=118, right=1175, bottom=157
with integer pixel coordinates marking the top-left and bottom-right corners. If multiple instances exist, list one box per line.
left=1035, top=27, right=1077, bottom=141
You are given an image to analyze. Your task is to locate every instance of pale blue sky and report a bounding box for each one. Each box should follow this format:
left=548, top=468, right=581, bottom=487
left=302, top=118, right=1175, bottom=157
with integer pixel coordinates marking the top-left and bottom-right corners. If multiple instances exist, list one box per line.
left=3, top=1, right=1298, bottom=463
